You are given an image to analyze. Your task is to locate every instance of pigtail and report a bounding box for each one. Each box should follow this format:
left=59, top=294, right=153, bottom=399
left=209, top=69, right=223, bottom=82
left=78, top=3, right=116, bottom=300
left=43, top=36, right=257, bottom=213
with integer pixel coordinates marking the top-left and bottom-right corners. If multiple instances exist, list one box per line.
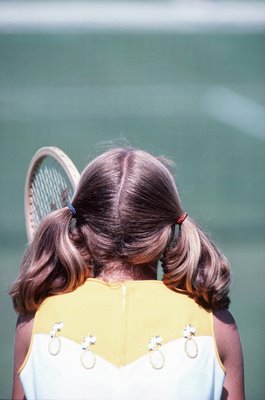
left=10, top=208, right=90, bottom=315
left=162, top=217, right=231, bottom=309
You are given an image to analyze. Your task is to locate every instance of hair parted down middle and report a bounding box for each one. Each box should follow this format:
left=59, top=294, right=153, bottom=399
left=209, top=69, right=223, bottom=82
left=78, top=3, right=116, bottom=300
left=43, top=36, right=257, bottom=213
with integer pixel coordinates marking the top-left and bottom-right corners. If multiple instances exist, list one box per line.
left=10, top=147, right=230, bottom=314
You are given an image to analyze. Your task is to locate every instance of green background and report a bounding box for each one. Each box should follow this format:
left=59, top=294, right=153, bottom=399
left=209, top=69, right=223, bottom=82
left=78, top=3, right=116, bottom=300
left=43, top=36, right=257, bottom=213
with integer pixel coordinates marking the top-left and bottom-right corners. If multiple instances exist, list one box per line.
left=0, top=21, right=264, bottom=400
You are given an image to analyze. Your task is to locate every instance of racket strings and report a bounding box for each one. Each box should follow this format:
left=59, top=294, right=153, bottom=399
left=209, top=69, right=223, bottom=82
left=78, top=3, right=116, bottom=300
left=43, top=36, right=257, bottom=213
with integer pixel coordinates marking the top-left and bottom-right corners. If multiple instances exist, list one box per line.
left=31, top=157, right=75, bottom=231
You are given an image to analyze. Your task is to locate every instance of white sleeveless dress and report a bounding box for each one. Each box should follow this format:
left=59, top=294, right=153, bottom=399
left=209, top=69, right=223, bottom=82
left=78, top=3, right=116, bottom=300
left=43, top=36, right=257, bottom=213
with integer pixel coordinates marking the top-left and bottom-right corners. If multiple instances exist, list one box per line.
left=20, top=278, right=225, bottom=400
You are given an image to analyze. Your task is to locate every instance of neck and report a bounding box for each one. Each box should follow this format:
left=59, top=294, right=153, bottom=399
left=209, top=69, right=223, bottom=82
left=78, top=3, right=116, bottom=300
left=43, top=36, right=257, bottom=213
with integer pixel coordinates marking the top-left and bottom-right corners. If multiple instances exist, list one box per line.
left=94, top=261, right=157, bottom=283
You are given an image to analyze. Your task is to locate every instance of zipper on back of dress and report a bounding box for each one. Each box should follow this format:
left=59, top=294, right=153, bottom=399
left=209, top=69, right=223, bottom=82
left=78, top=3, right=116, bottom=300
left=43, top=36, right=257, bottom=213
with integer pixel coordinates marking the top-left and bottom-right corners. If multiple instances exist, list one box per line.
left=119, top=282, right=128, bottom=400
left=122, top=282, right=127, bottom=311
left=120, top=282, right=127, bottom=367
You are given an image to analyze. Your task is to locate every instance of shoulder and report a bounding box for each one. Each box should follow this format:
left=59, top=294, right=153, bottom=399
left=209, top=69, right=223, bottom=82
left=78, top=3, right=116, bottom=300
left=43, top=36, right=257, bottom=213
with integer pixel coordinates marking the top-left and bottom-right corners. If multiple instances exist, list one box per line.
left=40, top=283, right=88, bottom=309
left=12, top=314, right=35, bottom=400
left=213, top=309, right=245, bottom=399
left=15, top=313, right=35, bottom=352
left=213, top=309, right=240, bottom=362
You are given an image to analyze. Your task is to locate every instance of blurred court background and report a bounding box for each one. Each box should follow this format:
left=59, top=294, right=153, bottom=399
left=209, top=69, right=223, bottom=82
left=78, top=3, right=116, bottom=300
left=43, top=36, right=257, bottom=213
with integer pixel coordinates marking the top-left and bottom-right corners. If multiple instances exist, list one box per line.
left=0, top=1, right=264, bottom=398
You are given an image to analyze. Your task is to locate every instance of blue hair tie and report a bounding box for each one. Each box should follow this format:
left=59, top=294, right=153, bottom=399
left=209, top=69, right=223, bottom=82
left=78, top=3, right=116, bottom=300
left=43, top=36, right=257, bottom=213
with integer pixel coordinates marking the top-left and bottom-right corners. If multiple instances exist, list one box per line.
left=67, top=203, right=77, bottom=216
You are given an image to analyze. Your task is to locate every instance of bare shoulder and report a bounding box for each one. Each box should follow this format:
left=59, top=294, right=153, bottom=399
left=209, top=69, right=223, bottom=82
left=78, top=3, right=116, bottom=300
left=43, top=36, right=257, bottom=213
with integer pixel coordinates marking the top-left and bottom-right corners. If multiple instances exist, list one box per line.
left=15, top=313, right=35, bottom=361
left=12, top=314, right=35, bottom=400
left=16, top=313, right=34, bottom=341
left=213, top=309, right=245, bottom=400
left=214, top=309, right=238, bottom=359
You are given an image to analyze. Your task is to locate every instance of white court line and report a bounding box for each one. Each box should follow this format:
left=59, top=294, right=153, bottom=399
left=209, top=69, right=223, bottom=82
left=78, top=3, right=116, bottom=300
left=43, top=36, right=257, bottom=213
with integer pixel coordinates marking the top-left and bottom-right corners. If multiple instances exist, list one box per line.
left=0, top=1, right=264, bottom=33
left=202, top=86, right=265, bottom=140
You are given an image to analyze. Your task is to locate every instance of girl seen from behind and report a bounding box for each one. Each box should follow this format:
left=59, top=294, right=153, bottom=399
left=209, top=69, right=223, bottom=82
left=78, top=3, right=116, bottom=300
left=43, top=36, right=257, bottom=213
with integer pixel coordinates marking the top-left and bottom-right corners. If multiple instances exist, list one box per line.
left=11, top=147, right=244, bottom=400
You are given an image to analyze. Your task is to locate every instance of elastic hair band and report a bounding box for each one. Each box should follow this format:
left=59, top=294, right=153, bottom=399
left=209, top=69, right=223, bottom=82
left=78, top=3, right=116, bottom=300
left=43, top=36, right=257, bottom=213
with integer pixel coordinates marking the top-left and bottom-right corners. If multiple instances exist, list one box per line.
left=176, top=212, right=188, bottom=225
left=67, top=203, right=77, bottom=216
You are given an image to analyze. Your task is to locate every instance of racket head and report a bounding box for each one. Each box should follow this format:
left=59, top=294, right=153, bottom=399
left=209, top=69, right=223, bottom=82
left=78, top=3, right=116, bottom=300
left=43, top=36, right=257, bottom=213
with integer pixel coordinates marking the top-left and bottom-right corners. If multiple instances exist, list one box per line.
left=25, top=146, right=80, bottom=241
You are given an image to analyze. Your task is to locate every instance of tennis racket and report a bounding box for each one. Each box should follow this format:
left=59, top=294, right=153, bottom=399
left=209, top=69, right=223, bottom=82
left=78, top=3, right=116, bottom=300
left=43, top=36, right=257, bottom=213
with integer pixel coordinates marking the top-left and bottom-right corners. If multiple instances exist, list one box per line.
left=25, top=146, right=80, bottom=241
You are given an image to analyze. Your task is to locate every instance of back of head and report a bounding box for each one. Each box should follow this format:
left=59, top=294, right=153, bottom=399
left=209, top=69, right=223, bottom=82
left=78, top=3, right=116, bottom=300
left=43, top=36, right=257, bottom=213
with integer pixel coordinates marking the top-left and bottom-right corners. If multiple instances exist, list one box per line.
left=71, top=147, right=182, bottom=274
left=11, top=147, right=231, bottom=315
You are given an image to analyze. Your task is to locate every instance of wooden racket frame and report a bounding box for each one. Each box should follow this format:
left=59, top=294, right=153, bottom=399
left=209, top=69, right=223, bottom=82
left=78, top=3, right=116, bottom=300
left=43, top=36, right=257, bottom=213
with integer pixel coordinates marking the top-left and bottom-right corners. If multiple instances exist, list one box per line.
left=25, top=146, right=80, bottom=241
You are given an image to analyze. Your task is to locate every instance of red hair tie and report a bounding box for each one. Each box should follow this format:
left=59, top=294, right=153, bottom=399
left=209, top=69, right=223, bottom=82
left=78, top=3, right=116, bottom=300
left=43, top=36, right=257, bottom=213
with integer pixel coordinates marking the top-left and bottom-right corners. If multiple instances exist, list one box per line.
left=176, top=212, right=188, bottom=225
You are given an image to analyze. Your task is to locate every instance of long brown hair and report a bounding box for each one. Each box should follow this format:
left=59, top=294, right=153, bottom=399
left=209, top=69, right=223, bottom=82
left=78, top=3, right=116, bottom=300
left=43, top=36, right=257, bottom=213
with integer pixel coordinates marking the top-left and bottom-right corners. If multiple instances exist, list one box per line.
left=10, top=147, right=230, bottom=314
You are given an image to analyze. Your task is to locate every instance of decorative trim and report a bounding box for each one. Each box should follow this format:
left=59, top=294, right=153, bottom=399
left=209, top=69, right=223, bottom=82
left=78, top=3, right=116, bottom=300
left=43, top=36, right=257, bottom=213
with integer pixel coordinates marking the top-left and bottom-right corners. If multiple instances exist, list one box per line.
left=48, top=322, right=64, bottom=356
left=148, top=335, right=165, bottom=369
left=183, top=324, right=198, bottom=359
left=80, top=335, right=97, bottom=369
